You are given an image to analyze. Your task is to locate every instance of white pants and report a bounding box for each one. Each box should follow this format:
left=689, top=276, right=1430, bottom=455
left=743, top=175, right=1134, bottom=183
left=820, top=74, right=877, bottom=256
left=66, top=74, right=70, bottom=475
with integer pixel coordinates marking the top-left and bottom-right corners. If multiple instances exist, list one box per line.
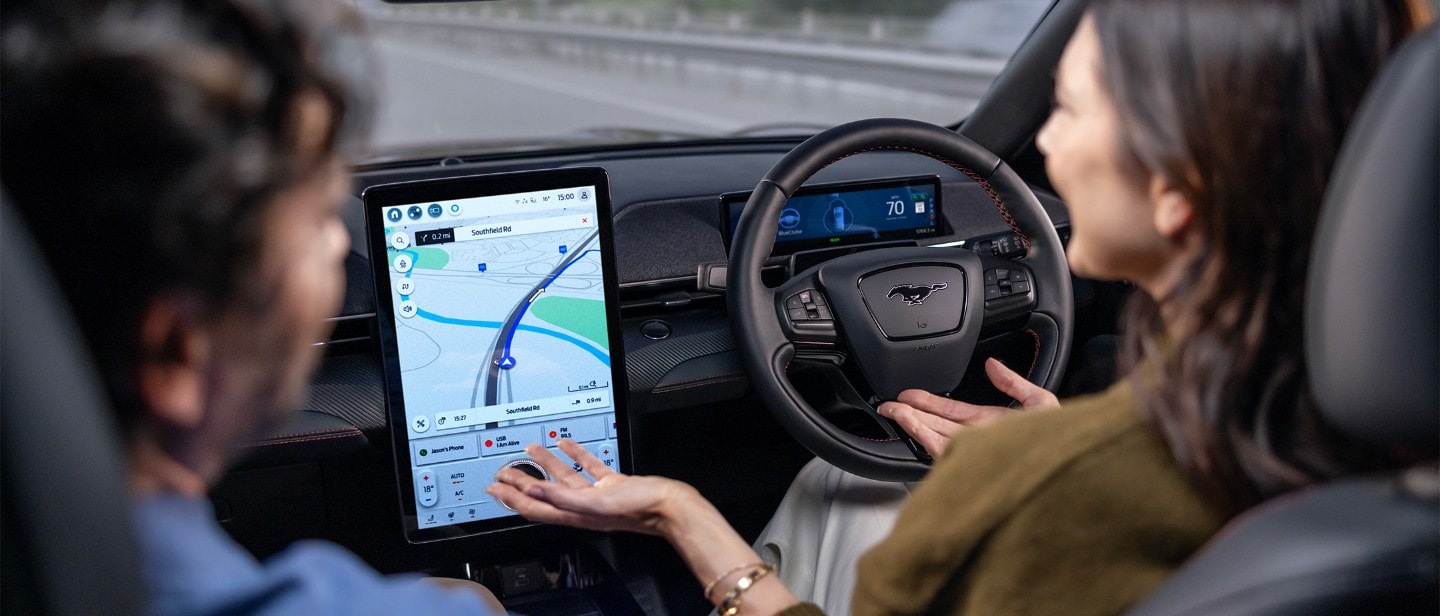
left=749, top=458, right=917, bottom=615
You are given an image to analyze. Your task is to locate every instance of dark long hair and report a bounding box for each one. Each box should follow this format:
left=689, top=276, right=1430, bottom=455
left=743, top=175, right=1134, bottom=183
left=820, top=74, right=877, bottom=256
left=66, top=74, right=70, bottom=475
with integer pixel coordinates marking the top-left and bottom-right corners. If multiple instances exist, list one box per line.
left=1, top=0, right=373, bottom=433
left=1090, top=0, right=1430, bottom=515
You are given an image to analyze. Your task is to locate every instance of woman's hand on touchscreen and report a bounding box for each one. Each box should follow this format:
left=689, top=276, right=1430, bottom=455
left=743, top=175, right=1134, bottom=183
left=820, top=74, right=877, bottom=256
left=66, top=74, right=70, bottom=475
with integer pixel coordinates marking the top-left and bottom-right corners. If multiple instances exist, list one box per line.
left=486, top=439, right=698, bottom=537
left=878, top=358, right=1060, bottom=455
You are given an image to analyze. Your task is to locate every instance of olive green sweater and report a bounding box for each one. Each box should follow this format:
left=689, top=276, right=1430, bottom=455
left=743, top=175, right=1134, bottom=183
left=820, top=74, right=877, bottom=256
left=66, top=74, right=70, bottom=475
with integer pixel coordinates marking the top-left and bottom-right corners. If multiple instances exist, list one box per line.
left=779, top=379, right=1221, bottom=616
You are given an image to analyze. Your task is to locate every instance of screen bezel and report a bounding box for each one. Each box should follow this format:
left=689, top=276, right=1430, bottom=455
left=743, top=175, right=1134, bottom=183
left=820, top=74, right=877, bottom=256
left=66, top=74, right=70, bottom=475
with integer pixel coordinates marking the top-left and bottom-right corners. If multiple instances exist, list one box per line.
left=718, top=175, right=946, bottom=256
left=362, top=167, right=630, bottom=544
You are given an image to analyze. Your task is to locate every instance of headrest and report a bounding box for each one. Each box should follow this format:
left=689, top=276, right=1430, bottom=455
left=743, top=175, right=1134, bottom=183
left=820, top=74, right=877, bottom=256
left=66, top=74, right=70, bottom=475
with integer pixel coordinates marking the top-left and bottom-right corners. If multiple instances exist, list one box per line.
left=1306, top=25, right=1439, bottom=453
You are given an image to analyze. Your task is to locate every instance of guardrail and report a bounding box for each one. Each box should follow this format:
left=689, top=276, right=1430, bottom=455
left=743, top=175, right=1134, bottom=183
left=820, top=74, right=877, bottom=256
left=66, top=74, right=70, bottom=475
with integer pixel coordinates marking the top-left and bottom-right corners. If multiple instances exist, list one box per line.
left=365, top=13, right=1007, bottom=100
left=368, top=3, right=952, bottom=50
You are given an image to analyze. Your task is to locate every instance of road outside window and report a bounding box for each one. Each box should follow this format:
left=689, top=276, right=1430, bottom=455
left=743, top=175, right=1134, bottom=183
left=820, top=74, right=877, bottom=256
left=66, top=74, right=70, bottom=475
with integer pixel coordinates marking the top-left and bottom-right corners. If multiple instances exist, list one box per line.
left=354, top=0, right=1052, bottom=158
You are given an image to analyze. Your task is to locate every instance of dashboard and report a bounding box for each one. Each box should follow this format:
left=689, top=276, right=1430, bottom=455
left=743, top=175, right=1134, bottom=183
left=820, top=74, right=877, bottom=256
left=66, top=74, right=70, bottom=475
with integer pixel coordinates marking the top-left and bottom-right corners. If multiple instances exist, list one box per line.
left=212, top=142, right=1105, bottom=614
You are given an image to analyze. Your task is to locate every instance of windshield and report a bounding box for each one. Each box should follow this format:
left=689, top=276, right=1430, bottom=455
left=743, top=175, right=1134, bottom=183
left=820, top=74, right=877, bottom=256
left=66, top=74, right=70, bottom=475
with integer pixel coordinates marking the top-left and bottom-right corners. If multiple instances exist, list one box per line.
left=356, top=0, right=1052, bottom=159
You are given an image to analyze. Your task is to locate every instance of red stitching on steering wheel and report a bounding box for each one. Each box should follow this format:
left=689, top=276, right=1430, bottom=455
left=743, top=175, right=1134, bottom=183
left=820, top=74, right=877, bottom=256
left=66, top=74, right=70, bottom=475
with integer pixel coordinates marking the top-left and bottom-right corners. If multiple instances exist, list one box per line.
left=817, top=145, right=1032, bottom=253
left=1024, top=328, right=1042, bottom=380
left=855, top=435, right=903, bottom=443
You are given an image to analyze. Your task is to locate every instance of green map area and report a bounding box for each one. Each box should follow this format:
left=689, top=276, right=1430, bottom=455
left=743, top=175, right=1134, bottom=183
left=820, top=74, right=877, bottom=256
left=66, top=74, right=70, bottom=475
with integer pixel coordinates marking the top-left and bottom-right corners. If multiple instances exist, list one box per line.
left=529, top=296, right=609, bottom=350
left=390, top=246, right=450, bottom=269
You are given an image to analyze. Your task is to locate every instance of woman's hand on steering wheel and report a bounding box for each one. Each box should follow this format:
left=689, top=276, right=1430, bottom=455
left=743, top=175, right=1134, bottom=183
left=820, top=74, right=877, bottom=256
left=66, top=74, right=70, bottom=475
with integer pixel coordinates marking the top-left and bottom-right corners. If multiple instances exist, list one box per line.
left=878, top=358, right=1060, bottom=455
left=727, top=119, right=1073, bottom=481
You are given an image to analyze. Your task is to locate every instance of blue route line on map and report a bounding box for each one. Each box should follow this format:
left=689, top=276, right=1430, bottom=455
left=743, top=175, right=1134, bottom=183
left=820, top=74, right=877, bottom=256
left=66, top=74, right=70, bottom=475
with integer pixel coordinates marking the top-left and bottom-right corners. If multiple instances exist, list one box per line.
left=389, top=244, right=607, bottom=365
left=500, top=249, right=600, bottom=361
left=414, top=308, right=609, bottom=366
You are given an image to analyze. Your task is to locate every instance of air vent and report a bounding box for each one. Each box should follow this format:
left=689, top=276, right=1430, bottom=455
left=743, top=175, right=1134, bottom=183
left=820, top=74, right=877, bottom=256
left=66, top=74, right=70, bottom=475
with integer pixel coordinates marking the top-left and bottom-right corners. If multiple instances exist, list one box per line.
left=619, top=277, right=722, bottom=316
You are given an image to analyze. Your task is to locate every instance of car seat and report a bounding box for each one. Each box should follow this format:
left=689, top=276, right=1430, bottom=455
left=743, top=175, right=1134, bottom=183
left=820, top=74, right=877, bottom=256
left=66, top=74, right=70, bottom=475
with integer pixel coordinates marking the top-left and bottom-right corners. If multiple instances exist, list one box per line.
left=0, top=195, right=147, bottom=616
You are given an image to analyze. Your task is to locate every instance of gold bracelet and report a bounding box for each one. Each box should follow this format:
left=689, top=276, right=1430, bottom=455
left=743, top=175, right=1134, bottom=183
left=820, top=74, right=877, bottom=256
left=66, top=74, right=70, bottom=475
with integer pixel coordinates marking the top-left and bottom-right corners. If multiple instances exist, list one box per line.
left=717, top=562, right=777, bottom=616
left=703, top=561, right=763, bottom=602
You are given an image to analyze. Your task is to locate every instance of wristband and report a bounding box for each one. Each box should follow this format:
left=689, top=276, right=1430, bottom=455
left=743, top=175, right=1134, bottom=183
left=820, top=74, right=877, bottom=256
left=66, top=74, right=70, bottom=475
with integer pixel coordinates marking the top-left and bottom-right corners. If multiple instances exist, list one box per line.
left=703, top=561, right=763, bottom=602
left=717, top=562, right=777, bottom=616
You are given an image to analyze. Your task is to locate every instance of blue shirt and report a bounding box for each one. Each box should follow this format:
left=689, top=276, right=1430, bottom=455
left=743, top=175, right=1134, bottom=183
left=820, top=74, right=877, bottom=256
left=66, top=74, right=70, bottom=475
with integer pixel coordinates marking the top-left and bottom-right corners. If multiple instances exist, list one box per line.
left=133, top=492, right=496, bottom=615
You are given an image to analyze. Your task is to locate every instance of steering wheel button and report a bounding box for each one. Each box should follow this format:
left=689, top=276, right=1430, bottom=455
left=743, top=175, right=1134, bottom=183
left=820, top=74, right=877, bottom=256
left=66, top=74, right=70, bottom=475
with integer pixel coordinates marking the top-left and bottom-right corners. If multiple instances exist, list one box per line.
left=1013, top=281, right=1031, bottom=293
left=985, top=286, right=1003, bottom=300
left=788, top=308, right=809, bottom=321
left=799, top=290, right=813, bottom=304
left=785, top=295, right=804, bottom=310
left=984, top=270, right=997, bottom=286
left=995, top=268, right=1010, bottom=280
left=1010, top=270, right=1028, bottom=282
left=815, top=305, right=833, bottom=320
left=995, top=236, right=1024, bottom=256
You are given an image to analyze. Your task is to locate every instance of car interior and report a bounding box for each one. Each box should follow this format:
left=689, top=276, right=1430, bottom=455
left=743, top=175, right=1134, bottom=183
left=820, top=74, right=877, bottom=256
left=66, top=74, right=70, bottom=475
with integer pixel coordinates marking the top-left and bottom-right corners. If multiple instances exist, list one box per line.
left=1, top=1, right=1436, bottom=615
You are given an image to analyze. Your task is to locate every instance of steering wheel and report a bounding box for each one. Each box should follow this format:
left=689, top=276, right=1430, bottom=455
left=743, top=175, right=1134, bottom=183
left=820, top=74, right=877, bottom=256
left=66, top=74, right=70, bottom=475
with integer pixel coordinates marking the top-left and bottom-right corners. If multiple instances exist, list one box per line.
left=728, top=118, right=1073, bottom=482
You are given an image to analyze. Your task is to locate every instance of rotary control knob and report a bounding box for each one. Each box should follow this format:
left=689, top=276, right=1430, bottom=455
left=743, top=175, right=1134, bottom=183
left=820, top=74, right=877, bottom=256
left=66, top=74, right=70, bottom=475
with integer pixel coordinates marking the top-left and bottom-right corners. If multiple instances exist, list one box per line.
left=496, top=459, right=550, bottom=510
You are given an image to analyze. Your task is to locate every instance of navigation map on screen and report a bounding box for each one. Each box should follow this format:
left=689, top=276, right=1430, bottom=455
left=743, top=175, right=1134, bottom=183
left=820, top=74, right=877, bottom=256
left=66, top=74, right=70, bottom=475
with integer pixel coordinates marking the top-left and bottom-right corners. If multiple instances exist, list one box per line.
left=375, top=181, right=620, bottom=531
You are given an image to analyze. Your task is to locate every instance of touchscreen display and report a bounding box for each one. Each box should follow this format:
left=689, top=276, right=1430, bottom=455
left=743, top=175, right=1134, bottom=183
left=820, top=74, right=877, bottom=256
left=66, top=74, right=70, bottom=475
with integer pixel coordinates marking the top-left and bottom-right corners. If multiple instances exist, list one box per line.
left=365, top=168, right=625, bottom=540
left=721, top=175, right=943, bottom=256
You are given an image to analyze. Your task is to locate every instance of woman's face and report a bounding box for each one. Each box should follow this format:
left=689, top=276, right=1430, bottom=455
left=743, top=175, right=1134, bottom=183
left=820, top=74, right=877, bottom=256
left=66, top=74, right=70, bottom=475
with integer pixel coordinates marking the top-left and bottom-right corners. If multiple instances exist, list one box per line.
left=1036, top=17, right=1176, bottom=287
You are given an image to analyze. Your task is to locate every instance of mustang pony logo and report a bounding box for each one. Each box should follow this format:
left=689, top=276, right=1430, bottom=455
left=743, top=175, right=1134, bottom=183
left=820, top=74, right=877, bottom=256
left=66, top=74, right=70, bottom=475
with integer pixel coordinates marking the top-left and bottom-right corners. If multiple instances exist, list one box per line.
left=887, top=283, right=948, bottom=306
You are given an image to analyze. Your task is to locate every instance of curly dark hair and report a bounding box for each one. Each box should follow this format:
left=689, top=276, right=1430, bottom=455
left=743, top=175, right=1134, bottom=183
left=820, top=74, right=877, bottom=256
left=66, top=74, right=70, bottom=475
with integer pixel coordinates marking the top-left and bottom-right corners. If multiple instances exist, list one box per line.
left=1091, top=0, right=1430, bottom=515
left=1, top=0, right=372, bottom=432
